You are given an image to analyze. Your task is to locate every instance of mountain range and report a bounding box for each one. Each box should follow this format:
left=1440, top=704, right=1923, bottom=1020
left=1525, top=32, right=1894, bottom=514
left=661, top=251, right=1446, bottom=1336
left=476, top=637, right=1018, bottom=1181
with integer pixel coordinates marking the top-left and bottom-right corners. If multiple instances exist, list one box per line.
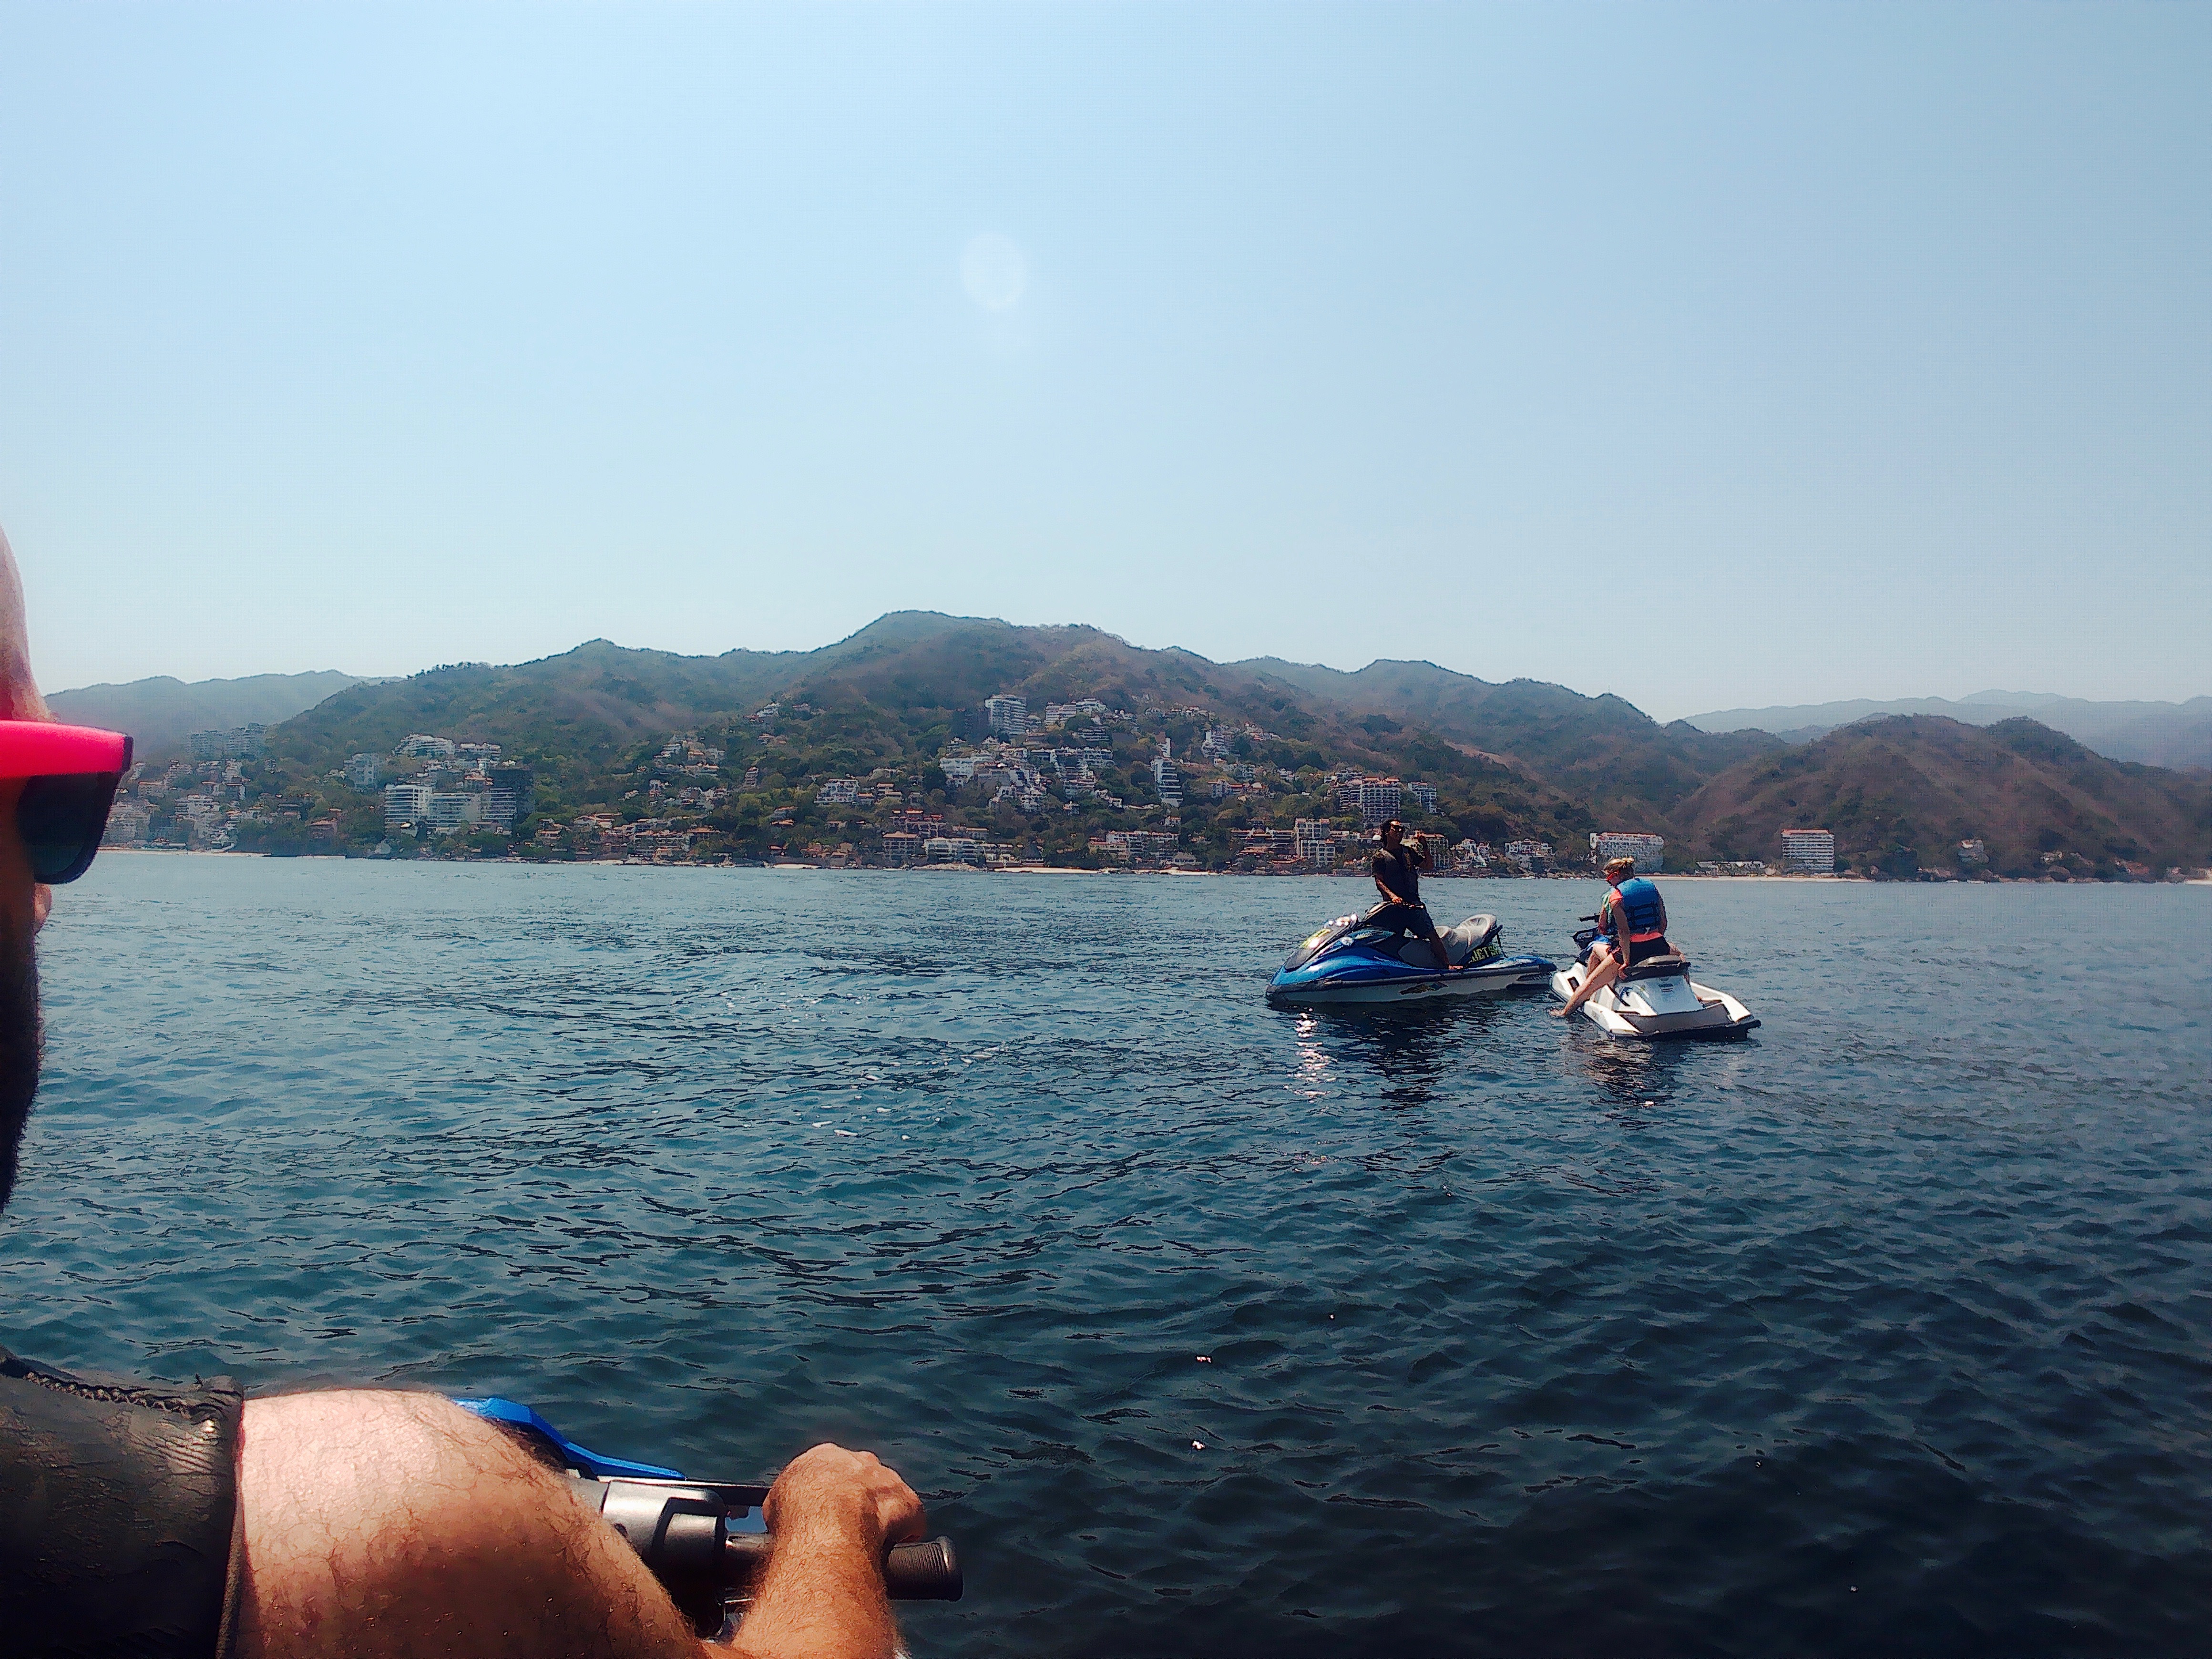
left=49, top=671, right=369, bottom=763
left=1687, top=692, right=2212, bottom=772
left=63, top=619, right=2212, bottom=876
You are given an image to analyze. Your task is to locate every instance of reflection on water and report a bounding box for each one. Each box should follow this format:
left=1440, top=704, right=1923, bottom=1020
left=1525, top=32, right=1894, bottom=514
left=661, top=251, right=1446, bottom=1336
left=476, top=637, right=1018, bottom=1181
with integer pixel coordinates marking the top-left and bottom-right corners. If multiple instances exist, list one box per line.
left=1287, top=995, right=1526, bottom=1113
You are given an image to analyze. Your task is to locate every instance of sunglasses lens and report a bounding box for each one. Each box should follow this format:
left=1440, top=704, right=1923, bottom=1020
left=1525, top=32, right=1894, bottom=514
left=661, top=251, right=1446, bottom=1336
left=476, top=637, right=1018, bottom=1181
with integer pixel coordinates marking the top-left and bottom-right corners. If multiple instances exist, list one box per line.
left=18, top=773, right=122, bottom=884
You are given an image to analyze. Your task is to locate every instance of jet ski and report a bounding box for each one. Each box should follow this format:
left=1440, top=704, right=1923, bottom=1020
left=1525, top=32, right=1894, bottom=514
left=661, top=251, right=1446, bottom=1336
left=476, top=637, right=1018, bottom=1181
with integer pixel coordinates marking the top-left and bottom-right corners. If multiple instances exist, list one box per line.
left=1268, top=906, right=1555, bottom=1005
left=1550, top=918, right=1759, bottom=1040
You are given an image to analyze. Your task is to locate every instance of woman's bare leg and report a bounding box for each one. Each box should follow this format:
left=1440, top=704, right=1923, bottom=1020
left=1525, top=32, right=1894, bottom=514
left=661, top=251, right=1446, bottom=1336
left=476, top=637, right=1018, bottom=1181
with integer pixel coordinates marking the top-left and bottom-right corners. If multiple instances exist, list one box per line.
left=1556, top=944, right=1620, bottom=1016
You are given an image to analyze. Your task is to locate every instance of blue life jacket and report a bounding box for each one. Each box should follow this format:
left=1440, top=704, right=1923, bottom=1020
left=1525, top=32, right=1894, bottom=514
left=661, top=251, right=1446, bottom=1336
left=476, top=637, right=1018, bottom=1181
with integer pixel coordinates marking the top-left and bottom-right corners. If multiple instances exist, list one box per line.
left=1605, top=877, right=1666, bottom=944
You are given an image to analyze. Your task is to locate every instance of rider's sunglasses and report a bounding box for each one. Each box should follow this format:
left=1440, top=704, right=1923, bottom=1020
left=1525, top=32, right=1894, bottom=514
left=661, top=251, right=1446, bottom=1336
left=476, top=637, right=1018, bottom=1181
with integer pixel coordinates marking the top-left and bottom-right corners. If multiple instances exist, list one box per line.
left=0, top=722, right=134, bottom=885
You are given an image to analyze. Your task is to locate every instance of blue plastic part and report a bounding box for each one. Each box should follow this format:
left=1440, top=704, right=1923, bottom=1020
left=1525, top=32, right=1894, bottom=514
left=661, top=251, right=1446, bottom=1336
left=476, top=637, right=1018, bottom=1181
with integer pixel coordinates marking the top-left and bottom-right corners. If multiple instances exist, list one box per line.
left=452, top=1396, right=686, bottom=1480
left=1268, top=942, right=1555, bottom=1001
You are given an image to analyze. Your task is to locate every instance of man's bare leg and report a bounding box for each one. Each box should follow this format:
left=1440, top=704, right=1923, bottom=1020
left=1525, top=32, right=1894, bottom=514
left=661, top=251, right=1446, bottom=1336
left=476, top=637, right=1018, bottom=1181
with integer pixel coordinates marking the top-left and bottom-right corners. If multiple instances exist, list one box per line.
left=235, top=1391, right=921, bottom=1659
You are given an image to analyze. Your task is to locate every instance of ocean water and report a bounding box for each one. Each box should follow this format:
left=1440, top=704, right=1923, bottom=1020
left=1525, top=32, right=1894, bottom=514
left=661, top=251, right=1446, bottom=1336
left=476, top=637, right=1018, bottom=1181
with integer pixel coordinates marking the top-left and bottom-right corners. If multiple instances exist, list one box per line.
left=5, top=858, right=2209, bottom=1656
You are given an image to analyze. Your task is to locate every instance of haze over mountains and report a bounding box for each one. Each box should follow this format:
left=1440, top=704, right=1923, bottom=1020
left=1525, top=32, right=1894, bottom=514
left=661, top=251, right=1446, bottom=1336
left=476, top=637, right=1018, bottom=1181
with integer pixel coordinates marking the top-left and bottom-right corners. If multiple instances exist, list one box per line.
left=49, top=671, right=368, bottom=762
left=1688, top=693, right=2212, bottom=772
left=70, top=613, right=2209, bottom=878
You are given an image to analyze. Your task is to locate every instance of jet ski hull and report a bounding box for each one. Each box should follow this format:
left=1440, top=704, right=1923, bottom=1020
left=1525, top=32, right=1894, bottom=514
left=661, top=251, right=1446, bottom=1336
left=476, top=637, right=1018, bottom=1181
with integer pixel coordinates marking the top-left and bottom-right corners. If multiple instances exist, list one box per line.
left=1270, top=953, right=1556, bottom=1005
left=1268, top=908, right=1554, bottom=1006
left=1550, top=960, right=1759, bottom=1040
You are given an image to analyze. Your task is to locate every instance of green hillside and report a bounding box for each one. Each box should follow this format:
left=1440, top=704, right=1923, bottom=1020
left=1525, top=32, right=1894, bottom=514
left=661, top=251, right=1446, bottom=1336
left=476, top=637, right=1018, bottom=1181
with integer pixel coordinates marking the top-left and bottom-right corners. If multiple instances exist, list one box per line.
left=105, top=616, right=2210, bottom=879
left=1237, top=656, right=1782, bottom=824
left=1671, top=715, right=2212, bottom=877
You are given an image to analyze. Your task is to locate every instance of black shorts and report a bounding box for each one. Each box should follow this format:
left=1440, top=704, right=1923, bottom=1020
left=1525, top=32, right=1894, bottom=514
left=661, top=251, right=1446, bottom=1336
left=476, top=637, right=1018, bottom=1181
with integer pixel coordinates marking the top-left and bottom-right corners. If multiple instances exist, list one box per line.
left=1371, top=902, right=1434, bottom=934
left=1609, top=934, right=1671, bottom=966
left=0, top=1348, right=245, bottom=1658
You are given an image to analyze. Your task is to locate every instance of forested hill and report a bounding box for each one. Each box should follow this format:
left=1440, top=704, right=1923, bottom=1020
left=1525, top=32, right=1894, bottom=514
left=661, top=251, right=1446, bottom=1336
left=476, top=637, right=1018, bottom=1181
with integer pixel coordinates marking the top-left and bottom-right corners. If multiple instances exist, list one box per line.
left=270, top=615, right=1604, bottom=854
left=1685, top=691, right=2212, bottom=771
left=1236, top=656, right=1782, bottom=823
left=1675, top=716, right=2212, bottom=878
left=187, top=613, right=2207, bottom=876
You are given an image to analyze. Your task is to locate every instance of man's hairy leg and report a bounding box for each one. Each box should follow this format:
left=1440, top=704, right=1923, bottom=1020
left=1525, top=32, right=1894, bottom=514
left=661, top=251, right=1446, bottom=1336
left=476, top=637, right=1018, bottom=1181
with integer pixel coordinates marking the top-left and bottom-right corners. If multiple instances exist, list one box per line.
left=235, top=1393, right=919, bottom=1659
left=235, top=1390, right=708, bottom=1659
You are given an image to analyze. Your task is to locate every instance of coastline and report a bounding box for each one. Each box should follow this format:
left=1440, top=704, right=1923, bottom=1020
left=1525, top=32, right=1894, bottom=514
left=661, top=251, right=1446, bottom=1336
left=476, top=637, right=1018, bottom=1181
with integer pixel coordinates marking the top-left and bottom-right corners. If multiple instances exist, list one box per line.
left=91, top=846, right=2207, bottom=886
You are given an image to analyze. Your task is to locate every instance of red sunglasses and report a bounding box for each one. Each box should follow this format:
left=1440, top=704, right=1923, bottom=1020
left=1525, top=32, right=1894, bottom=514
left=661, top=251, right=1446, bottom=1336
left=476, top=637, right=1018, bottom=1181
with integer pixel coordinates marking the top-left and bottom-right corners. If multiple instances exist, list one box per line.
left=0, top=722, right=134, bottom=885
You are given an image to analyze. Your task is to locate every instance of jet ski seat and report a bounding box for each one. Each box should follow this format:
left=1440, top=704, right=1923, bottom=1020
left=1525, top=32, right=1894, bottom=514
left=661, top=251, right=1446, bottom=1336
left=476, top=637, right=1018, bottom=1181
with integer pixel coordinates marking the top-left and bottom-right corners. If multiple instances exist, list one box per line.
left=1381, top=915, right=1502, bottom=972
left=1451, top=915, right=1502, bottom=958
left=1621, top=953, right=1691, bottom=981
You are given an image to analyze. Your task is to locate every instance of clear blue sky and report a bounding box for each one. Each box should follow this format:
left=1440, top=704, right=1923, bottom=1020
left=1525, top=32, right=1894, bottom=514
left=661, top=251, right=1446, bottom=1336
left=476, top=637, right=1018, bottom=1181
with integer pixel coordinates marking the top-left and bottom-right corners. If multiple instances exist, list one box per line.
left=3, top=2, right=2205, bottom=721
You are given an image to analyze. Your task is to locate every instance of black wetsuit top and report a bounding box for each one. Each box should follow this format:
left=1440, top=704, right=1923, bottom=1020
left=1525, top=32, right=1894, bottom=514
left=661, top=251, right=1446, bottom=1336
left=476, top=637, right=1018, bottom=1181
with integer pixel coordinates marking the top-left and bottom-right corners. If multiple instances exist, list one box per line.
left=1371, top=845, right=1423, bottom=910
left=0, top=1347, right=243, bottom=1659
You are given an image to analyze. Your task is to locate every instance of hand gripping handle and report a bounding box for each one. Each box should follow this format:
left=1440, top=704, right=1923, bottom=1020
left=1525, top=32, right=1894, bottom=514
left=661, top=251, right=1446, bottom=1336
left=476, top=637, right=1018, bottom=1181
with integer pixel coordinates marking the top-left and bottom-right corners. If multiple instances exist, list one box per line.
left=722, top=1532, right=963, bottom=1601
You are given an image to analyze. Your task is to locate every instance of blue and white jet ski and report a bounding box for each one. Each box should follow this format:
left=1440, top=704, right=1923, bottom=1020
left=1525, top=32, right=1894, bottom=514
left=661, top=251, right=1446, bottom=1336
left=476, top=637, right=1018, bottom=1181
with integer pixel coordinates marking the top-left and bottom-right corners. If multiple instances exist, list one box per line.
left=1267, top=906, right=1555, bottom=1005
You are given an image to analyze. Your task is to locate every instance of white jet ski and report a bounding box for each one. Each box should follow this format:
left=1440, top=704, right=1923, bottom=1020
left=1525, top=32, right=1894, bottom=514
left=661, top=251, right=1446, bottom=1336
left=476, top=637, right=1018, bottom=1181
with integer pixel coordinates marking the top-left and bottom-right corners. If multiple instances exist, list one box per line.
left=1550, top=918, right=1759, bottom=1041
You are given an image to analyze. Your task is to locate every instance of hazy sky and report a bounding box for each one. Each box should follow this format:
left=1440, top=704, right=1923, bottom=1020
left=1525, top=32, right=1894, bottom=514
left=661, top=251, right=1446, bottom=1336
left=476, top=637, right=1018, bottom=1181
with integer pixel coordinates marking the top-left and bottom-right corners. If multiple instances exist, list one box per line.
left=3, top=3, right=2205, bottom=721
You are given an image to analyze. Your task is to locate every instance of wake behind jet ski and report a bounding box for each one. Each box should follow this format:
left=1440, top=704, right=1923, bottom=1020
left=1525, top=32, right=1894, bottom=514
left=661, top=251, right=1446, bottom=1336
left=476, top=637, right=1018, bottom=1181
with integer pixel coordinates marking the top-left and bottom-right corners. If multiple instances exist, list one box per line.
left=1268, top=905, right=1555, bottom=1005
left=1551, top=915, right=1758, bottom=1039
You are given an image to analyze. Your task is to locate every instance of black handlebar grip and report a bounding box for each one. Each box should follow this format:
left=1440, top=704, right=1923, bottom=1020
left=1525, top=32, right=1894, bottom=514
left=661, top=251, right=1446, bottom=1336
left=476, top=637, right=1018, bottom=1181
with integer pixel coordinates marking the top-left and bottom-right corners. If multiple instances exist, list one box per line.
left=722, top=1533, right=963, bottom=1601
left=886, top=1536, right=963, bottom=1601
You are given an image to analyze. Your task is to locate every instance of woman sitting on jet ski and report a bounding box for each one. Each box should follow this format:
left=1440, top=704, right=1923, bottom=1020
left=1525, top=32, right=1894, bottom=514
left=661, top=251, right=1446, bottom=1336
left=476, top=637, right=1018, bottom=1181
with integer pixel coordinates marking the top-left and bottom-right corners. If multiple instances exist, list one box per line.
left=1554, top=856, right=1672, bottom=1018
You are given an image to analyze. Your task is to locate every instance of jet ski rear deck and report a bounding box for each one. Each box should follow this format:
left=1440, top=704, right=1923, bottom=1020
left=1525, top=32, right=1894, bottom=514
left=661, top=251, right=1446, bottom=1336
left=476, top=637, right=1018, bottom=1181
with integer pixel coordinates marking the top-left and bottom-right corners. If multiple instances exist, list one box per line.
left=1550, top=922, right=1759, bottom=1040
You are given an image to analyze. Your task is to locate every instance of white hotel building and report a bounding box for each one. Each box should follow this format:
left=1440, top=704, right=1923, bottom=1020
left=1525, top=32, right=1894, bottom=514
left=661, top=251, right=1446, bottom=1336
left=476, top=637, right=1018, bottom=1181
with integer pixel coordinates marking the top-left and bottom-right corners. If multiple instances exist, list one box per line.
left=1781, top=828, right=1836, bottom=874
left=1590, top=831, right=1665, bottom=871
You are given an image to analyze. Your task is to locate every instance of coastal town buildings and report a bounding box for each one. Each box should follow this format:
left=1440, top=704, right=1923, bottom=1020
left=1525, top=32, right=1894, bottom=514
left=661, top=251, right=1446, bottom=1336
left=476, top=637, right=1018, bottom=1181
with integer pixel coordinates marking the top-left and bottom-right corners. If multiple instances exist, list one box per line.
left=1293, top=819, right=1337, bottom=867
left=1353, top=778, right=1401, bottom=827
left=1781, top=828, right=1836, bottom=874
left=103, top=802, right=152, bottom=846
left=1151, top=742, right=1183, bottom=808
left=424, top=793, right=483, bottom=835
left=382, top=781, right=433, bottom=826
left=345, top=752, right=381, bottom=789
left=189, top=724, right=266, bottom=761
left=1590, top=831, right=1666, bottom=871
left=484, top=765, right=534, bottom=832
left=1505, top=839, right=1554, bottom=873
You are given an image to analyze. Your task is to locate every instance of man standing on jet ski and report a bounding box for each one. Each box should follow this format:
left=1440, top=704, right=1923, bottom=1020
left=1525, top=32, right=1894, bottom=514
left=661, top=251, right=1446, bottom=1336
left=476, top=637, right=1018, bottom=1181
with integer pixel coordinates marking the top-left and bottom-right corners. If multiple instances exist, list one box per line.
left=1554, top=855, right=1672, bottom=1018
left=1371, top=819, right=1466, bottom=973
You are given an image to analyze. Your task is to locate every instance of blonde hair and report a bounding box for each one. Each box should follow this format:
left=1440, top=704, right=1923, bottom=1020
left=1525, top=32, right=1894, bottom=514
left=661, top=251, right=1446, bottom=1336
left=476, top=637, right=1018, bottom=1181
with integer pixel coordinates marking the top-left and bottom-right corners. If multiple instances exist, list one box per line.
left=1604, top=856, right=1636, bottom=877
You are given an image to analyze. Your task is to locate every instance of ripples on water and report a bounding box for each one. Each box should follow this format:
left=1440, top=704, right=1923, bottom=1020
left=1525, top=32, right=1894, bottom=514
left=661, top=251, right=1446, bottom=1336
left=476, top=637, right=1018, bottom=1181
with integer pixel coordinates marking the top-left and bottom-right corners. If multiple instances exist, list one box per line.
left=7, top=860, right=2210, bottom=1655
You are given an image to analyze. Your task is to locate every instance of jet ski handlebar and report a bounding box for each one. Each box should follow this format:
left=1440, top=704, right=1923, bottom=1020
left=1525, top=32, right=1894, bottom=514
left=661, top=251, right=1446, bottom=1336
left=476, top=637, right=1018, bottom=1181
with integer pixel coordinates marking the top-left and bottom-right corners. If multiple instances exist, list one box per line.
left=573, top=1472, right=963, bottom=1602
left=453, top=1396, right=963, bottom=1628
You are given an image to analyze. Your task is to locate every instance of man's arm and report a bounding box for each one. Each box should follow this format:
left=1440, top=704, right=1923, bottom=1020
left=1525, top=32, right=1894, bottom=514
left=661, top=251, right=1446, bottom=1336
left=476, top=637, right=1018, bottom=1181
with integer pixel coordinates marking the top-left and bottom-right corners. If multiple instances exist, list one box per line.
left=735, top=1446, right=923, bottom=1659
left=235, top=1391, right=918, bottom=1659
